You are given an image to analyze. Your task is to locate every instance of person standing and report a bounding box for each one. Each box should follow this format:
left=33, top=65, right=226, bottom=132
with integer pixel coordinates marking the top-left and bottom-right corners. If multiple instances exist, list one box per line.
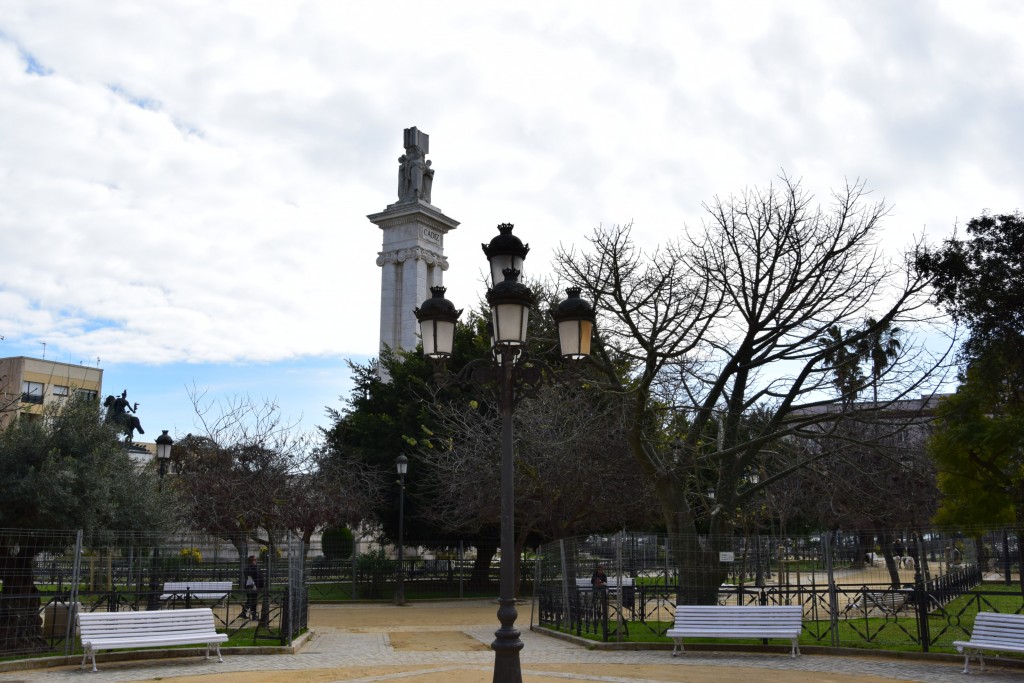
left=244, top=555, right=261, bottom=619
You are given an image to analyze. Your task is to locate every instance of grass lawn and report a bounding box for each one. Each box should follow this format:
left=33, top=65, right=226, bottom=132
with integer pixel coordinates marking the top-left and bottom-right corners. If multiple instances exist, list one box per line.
left=546, top=582, right=1024, bottom=658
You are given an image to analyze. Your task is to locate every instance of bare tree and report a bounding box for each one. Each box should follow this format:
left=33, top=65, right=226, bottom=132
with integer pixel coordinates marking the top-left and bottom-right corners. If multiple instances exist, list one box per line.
left=416, top=383, right=658, bottom=594
left=554, top=175, right=943, bottom=603
left=172, top=388, right=378, bottom=557
left=800, top=414, right=938, bottom=585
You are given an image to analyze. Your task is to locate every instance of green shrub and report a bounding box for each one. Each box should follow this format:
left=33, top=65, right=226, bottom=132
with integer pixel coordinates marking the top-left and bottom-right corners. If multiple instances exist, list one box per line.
left=321, top=526, right=354, bottom=561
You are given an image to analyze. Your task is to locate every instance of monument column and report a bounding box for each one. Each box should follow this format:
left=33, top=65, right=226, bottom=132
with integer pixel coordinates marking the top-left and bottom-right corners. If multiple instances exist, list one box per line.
left=369, top=127, right=460, bottom=366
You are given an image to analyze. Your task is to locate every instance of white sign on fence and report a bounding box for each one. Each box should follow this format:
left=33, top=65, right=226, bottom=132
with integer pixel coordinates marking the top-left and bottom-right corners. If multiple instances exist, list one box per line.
left=719, top=551, right=735, bottom=563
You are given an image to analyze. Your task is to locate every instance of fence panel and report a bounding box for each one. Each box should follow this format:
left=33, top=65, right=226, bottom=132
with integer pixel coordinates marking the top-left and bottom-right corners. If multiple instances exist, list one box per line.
left=534, top=528, right=1022, bottom=654
left=302, top=536, right=527, bottom=601
left=0, top=527, right=304, bottom=659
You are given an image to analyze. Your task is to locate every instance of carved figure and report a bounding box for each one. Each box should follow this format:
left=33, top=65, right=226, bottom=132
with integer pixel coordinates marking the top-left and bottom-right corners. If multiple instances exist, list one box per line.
left=422, top=160, right=434, bottom=203
left=397, top=127, right=433, bottom=203
left=104, top=390, right=144, bottom=442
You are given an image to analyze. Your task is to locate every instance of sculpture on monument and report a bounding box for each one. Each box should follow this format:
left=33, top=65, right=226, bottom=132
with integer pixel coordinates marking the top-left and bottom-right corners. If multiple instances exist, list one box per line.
left=103, top=389, right=144, bottom=442
left=397, top=126, right=434, bottom=203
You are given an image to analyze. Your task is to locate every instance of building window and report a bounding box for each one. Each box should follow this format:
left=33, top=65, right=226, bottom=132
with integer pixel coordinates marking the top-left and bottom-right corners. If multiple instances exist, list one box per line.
left=53, top=385, right=70, bottom=398
left=76, top=389, right=98, bottom=401
left=21, top=381, right=44, bottom=405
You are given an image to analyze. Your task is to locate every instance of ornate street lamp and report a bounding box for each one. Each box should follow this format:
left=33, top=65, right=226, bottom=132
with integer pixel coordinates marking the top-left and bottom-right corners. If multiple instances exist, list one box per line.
left=482, top=222, right=530, bottom=290
left=551, top=288, right=596, bottom=360
left=487, top=269, right=533, bottom=351
left=394, top=454, right=408, bottom=606
left=155, top=430, right=173, bottom=481
left=414, top=287, right=462, bottom=359
left=149, top=430, right=173, bottom=611
left=415, top=223, right=595, bottom=683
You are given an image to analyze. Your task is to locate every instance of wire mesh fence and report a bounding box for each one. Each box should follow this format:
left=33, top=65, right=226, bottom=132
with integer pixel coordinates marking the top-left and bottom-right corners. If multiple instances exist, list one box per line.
left=301, top=538, right=523, bottom=601
left=532, top=528, right=1023, bottom=653
left=4, top=524, right=1020, bottom=659
left=0, top=528, right=308, bottom=658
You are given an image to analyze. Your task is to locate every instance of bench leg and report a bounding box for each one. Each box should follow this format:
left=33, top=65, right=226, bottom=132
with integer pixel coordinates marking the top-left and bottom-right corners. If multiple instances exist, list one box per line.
left=961, top=649, right=986, bottom=674
left=791, top=638, right=800, bottom=658
left=672, top=638, right=684, bottom=656
left=214, top=642, right=224, bottom=663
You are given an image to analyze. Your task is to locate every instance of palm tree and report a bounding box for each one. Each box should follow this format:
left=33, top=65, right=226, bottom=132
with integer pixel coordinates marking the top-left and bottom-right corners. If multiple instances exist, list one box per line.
left=819, top=324, right=866, bottom=405
left=857, top=317, right=902, bottom=404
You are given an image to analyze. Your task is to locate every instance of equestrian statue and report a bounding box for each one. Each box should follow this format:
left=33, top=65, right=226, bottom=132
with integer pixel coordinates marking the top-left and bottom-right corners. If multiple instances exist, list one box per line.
left=104, top=390, right=144, bottom=443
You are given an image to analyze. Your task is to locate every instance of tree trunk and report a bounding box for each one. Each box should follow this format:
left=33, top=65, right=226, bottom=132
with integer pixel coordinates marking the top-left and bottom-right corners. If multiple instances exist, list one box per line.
left=877, top=529, right=901, bottom=587
left=471, top=541, right=497, bottom=588
left=656, top=479, right=727, bottom=605
left=854, top=531, right=873, bottom=569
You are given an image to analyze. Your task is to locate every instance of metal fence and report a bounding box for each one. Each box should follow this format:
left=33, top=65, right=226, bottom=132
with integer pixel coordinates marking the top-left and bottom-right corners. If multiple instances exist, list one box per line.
left=533, top=529, right=1023, bottom=653
left=0, top=528, right=308, bottom=658
left=302, top=538, right=535, bottom=602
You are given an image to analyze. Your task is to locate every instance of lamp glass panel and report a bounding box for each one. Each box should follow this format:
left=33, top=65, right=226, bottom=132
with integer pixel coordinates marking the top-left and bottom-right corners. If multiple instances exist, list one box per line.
left=557, top=319, right=593, bottom=358
left=578, top=319, right=593, bottom=356
left=491, top=302, right=529, bottom=344
left=434, top=320, right=456, bottom=356
left=420, top=320, right=454, bottom=357
left=489, top=256, right=524, bottom=288
left=420, top=321, right=437, bottom=356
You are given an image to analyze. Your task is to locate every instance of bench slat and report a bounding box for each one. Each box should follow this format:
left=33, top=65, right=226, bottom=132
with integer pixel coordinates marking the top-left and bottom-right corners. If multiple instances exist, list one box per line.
left=77, top=608, right=226, bottom=672
left=161, top=581, right=233, bottom=600
left=575, top=577, right=634, bottom=589
left=669, top=606, right=803, bottom=658
left=953, top=612, right=1024, bottom=673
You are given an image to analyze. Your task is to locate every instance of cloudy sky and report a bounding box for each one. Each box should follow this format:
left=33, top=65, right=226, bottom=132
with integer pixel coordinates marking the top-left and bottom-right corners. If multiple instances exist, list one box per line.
left=1, top=1, right=1021, bottom=438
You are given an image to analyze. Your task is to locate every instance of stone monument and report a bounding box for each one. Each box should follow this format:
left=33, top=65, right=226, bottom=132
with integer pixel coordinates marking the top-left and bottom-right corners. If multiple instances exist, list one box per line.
left=368, top=127, right=459, bottom=373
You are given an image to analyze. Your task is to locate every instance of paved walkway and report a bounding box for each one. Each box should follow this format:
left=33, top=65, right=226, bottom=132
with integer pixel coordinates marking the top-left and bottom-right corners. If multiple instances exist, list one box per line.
left=0, top=601, right=1020, bottom=682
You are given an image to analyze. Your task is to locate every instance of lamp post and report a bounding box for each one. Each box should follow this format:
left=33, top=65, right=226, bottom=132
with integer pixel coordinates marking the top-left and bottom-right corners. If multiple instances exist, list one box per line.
left=148, top=430, right=173, bottom=610
left=394, top=454, right=408, bottom=606
left=415, top=223, right=595, bottom=683
left=155, top=430, right=173, bottom=485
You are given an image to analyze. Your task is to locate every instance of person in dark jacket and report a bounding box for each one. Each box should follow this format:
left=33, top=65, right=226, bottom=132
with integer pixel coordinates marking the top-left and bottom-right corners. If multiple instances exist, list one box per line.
left=244, top=555, right=261, bottom=619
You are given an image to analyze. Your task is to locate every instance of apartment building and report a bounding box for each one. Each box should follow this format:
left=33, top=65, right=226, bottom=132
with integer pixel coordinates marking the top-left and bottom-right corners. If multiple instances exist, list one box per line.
left=0, top=356, right=103, bottom=428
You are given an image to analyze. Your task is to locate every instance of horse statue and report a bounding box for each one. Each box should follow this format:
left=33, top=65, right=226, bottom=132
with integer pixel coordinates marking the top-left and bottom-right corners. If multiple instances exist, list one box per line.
left=104, top=390, right=144, bottom=443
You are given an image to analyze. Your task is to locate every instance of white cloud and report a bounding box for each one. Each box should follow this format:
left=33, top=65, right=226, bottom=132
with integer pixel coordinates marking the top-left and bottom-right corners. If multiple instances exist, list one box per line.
left=1, top=0, right=1022, bottom=368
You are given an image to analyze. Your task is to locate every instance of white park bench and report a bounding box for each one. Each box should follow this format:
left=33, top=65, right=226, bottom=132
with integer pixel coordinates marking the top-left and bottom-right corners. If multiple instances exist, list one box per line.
left=843, top=588, right=912, bottom=617
left=666, top=604, right=803, bottom=657
left=77, top=607, right=228, bottom=672
left=575, top=576, right=634, bottom=592
left=160, top=581, right=233, bottom=605
left=952, top=611, right=1024, bottom=674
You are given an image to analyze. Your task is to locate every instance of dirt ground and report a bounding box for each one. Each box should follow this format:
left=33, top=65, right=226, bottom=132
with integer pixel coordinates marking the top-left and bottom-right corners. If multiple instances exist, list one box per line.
left=140, top=601, right=926, bottom=683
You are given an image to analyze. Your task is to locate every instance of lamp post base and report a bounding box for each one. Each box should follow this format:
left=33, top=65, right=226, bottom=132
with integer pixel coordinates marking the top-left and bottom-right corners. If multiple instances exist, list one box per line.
left=491, top=595, right=523, bottom=683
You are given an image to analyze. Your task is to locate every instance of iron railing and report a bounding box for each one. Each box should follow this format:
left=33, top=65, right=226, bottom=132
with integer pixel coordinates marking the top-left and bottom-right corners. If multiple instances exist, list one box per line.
left=0, top=528, right=308, bottom=658
left=532, top=529, right=1022, bottom=654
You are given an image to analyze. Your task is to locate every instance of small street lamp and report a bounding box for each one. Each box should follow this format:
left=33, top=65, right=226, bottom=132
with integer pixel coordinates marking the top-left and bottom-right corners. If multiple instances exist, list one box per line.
left=149, top=430, right=173, bottom=611
left=415, top=223, right=595, bottom=683
left=155, top=430, right=173, bottom=484
left=394, top=454, right=408, bottom=606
